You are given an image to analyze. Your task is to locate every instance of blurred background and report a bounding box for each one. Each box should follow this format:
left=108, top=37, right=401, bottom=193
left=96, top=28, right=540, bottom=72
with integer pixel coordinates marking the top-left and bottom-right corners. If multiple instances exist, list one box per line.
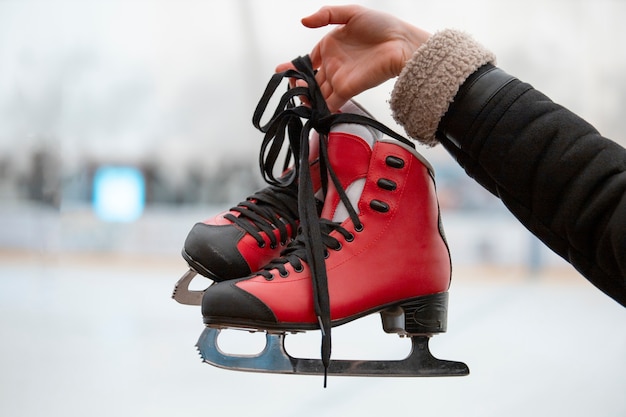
left=1, top=1, right=625, bottom=416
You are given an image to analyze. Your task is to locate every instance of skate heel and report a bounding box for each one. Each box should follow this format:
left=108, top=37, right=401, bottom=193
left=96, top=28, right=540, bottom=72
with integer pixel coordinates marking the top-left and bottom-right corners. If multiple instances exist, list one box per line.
left=380, top=292, right=448, bottom=335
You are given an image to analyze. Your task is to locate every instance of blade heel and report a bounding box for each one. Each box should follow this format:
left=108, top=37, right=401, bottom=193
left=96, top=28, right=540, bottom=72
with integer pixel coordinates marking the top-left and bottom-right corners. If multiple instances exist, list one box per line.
left=381, top=292, right=448, bottom=335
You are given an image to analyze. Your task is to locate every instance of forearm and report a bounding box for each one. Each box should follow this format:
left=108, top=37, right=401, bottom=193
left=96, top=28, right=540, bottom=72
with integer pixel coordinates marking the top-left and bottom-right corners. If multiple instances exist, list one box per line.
left=390, top=31, right=626, bottom=306
left=442, top=66, right=626, bottom=307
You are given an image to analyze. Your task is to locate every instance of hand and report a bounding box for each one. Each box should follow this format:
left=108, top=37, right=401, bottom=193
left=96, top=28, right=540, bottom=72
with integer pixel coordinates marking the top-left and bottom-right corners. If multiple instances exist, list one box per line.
left=277, top=5, right=431, bottom=112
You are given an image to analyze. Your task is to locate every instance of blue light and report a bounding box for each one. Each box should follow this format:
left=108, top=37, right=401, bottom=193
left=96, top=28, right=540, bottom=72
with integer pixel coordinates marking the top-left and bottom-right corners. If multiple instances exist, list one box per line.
left=93, top=166, right=145, bottom=222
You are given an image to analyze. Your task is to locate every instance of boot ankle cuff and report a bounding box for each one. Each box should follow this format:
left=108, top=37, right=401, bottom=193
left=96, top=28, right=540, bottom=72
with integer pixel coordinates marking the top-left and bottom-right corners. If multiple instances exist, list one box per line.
left=389, top=29, right=496, bottom=147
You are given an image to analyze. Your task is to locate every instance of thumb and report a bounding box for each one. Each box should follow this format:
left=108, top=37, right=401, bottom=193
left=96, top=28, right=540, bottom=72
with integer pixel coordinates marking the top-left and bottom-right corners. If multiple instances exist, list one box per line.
left=301, top=5, right=361, bottom=28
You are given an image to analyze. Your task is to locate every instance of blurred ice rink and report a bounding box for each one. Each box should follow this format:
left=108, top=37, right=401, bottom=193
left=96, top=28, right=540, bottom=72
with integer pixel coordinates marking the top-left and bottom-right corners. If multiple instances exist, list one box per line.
left=1, top=1, right=625, bottom=416
left=1, top=249, right=624, bottom=417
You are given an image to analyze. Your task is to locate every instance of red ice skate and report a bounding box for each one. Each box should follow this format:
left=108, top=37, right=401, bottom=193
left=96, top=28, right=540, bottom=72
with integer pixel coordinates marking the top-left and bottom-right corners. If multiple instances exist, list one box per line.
left=172, top=93, right=376, bottom=305
left=197, top=56, right=468, bottom=383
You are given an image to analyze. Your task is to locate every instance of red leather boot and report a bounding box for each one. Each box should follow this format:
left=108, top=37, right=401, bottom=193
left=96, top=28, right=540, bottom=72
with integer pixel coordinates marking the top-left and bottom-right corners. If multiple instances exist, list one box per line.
left=202, top=122, right=451, bottom=320
left=173, top=101, right=376, bottom=305
left=180, top=174, right=302, bottom=284
left=201, top=113, right=454, bottom=375
left=197, top=55, right=467, bottom=382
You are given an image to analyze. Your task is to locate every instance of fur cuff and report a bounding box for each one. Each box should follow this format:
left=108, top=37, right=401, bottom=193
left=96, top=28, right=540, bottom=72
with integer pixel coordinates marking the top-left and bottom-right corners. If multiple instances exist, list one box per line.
left=390, top=29, right=496, bottom=147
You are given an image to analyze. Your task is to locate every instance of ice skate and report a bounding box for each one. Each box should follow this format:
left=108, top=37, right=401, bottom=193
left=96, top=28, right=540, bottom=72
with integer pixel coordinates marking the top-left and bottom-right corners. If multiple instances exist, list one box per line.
left=172, top=181, right=301, bottom=305
left=173, top=94, right=377, bottom=305
left=172, top=85, right=315, bottom=305
left=198, top=56, right=468, bottom=383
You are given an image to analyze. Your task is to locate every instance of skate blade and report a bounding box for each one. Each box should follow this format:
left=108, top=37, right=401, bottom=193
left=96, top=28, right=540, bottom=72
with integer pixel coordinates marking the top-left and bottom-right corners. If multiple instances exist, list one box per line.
left=172, top=269, right=208, bottom=305
left=196, top=327, right=469, bottom=377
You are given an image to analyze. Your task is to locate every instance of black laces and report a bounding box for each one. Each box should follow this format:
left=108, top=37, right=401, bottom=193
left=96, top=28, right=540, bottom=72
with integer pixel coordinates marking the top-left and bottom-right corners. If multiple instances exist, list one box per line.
left=223, top=183, right=299, bottom=249
left=252, top=55, right=415, bottom=386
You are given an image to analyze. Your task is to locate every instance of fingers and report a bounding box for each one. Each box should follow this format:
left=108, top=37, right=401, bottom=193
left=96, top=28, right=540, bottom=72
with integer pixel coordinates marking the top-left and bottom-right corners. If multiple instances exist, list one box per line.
left=301, top=5, right=362, bottom=28
left=325, top=92, right=347, bottom=114
left=308, top=42, right=322, bottom=71
left=270, top=65, right=342, bottom=112
left=275, top=62, right=295, bottom=73
left=274, top=5, right=364, bottom=112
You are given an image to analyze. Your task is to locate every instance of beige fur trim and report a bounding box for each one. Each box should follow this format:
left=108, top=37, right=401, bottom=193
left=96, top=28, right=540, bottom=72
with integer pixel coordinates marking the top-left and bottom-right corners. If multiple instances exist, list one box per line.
left=390, top=29, right=496, bottom=147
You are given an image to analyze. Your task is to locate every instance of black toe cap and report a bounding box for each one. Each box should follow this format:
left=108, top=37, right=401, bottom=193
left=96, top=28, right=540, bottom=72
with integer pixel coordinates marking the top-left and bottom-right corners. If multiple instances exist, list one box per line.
left=183, top=222, right=250, bottom=281
left=201, top=280, right=277, bottom=327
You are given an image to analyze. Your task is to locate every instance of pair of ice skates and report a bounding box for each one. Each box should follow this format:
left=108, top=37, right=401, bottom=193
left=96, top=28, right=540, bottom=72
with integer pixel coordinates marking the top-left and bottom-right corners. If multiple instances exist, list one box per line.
left=172, top=56, right=468, bottom=385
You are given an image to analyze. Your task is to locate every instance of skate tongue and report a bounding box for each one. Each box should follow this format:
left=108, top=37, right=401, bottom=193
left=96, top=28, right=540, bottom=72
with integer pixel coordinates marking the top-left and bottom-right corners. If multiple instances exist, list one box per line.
left=333, top=100, right=382, bottom=150
left=323, top=101, right=382, bottom=223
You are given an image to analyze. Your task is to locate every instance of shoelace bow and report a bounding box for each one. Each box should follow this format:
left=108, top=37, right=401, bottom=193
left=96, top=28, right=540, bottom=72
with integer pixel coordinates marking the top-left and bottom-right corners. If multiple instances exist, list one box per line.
left=252, top=55, right=416, bottom=387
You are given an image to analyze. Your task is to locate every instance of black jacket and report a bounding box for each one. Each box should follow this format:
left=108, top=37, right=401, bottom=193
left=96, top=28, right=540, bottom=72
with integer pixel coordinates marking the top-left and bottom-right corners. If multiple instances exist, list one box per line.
left=438, top=64, right=626, bottom=307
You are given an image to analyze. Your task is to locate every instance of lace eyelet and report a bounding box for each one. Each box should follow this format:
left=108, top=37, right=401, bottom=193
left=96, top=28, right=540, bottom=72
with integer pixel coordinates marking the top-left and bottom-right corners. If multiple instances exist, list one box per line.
left=354, top=223, right=364, bottom=233
left=345, top=233, right=355, bottom=242
left=370, top=199, right=390, bottom=213
left=377, top=178, right=397, bottom=191
left=333, top=242, right=342, bottom=251
left=270, top=243, right=277, bottom=250
left=385, top=155, right=405, bottom=169
left=279, top=269, right=289, bottom=278
left=258, top=241, right=266, bottom=248
left=294, top=264, right=304, bottom=273
left=265, top=273, right=274, bottom=281
left=324, top=249, right=330, bottom=259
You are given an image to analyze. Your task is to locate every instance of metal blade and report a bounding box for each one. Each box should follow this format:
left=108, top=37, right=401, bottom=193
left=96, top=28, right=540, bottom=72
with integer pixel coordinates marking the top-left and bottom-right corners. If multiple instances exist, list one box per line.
left=196, top=327, right=469, bottom=377
left=172, top=269, right=207, bottom=305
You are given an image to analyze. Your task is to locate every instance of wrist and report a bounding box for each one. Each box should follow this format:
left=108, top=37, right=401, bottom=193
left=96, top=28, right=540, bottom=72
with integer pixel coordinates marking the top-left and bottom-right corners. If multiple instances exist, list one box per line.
left=390, top=29, right=496, bottom=146
left=394, top=25, right=431, bottom=77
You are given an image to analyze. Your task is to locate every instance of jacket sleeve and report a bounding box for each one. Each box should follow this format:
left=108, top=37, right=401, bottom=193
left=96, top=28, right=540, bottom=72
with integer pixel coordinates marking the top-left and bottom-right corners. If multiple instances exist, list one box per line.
left=390, top=30, right=626, bottom=307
